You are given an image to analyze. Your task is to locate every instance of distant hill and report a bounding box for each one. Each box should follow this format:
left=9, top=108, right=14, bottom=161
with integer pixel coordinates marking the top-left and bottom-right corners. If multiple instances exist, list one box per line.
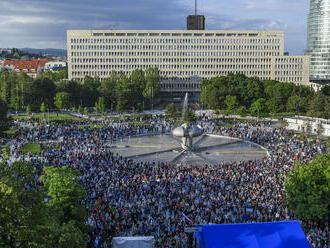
left=21, top=48, right=67, bottom=57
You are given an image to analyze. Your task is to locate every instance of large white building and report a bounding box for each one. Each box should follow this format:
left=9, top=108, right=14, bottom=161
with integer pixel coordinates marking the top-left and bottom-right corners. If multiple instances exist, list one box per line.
left=67, top=29, right=310, bottom=96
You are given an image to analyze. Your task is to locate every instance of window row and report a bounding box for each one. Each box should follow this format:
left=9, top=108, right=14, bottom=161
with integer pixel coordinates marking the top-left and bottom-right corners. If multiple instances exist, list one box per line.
left=70, top=51, right=280, bottom=57
left=72, top=57, right=272, bottom=63
left=71, top=64, right=271, bottom=70
left=71, top=45, right=280, bottom=51
left=70, top=38, right=282, bottom=45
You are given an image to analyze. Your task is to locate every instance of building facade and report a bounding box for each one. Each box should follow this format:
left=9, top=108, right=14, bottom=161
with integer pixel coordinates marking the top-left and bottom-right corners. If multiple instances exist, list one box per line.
left=67, top=30, right=310, bottom=96
left=306, top=0, right=330, bottom=83
left=44, top=61, right=68, bottom=71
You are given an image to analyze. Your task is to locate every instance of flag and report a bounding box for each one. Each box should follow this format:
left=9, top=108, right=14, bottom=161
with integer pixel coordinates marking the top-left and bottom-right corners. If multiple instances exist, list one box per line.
left=182, top=213, right=192, bottom=224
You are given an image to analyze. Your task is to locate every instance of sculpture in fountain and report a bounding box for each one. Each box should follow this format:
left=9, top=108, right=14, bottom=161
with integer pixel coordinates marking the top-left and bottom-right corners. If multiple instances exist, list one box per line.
left=172, top=123, right=203, bottom=150
left=172, top=93, right=204, bottom=150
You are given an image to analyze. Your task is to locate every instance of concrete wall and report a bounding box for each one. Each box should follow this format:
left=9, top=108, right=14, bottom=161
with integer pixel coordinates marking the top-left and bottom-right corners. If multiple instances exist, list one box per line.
left=284, top=116, right=330, bottom=137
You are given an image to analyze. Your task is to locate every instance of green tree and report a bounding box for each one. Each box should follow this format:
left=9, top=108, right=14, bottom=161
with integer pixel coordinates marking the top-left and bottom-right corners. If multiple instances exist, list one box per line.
left=143, top=67, right=160, bottom=100
left=285, top=154, right=330, bottom=221
left=57, top=80, right=82, bottom=108
left=54, top=92, right=71, bottom=111
left=41, top=166, right=87, bottom=226
left=130, top=69, right=146, bottom=105
left=136, top=102, right=143, bottom=113
left=307, top=92, right=326, bottom=118
left=26, top=105, right=31, bottom=115
left=286, top=94, right=309, bottom=113
left=98, top=72, right=118, bottom=110
left=166, top=103, right=178, bottom=118
left=183, top=110, right=197, bottom=123
left=316, top=122, right=324, bottom=136
left=40, top=102, right=46, bottom=113
left=94, top=97, right=105, bottom=113
left=237, top=106, right=247, bottom=116
left=0, top=98, right=9, bottom=134
left=116, top=100, right=124, bottom=114
left=28, top=78, right=56, bottom=110
left=0, top=161, right=49, bottom=247
left=83, top=107, right=89, bottom=116
left=81, top=76, right=100, bottom=107
left=0, top=160, right=88, bottom=248
left=225, top=95, right=239, bottom=113
left=77, top=105, right=82, bottom=114
left=250, top=98, right=267, bottom=117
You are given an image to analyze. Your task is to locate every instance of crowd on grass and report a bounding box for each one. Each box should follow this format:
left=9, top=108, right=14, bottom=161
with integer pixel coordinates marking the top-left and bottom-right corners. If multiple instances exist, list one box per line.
left=2, top=117, right=329, bottom=248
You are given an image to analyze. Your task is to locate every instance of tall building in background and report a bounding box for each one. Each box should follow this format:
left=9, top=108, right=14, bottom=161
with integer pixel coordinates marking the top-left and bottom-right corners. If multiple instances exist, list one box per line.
left=67, top=29, right=310, bottom=99
left=306, top=0, right=330, bottom=84
left=67, top=1, right=312, bottom=99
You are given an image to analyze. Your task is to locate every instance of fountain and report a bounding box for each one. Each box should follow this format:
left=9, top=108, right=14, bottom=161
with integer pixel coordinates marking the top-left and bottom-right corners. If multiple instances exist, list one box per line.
left=172, top=93, right=204, bottom=150
left=108, top=93, right=268, bottom=164
left=182, top=92, right=189, bottom=119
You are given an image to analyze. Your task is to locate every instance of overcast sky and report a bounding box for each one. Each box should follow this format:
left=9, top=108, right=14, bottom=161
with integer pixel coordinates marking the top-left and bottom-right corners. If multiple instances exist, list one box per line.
left=0, top=0, right=310, bottom=54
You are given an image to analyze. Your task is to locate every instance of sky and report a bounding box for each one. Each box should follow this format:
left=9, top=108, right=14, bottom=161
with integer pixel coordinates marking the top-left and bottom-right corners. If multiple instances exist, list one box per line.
left=0, top=0, right=310, bottom=55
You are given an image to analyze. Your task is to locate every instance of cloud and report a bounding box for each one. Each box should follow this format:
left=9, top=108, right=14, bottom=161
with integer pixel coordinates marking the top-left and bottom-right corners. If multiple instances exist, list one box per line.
left=0, top=0, right=310, bottom=54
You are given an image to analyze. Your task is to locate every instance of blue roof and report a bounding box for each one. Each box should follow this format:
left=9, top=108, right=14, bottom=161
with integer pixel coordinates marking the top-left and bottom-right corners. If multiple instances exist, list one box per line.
left=195, top=221, right=310, bottom=248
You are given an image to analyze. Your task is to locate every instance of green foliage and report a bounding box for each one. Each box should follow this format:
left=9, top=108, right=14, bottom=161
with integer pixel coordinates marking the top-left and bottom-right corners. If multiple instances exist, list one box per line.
left=285, top=154, right=330, bottom=221
left=183, top=110, right=197, bottom=123
left=0, top=69, right=161, bottom=115
left=40, top=69, right=68, bottom=82
left=143, top=67, right=160, bottom=100
left=0, top=161, right=88, bottom=247
left=77, top=105, right=82, bottom=114
left=29, top=78, right=57, bottom=110
left=94, top=97, right=106, bottom=113
left=0, top=162, right=48, bottom=247
left=54, top=92, right=71, bottom=110
left=41, top=166, right=87, bottom=225
left=200, top=74, right=318, bottom=117
left=83, top=107, right=89, bottom=115
left=0, top=98, right=9, bottom=134
left=136, top=102, right=143, bottom=113
left=116, top=100, right=124, bottom=114
left=166, top=103, right=178, bottom=118
left=40, top=102, right=46, bottom=112
left=250, top=98, right=267, bottom=116
left=225, top=95, right=239, bottom=113
left=26, top=105, right=31, bottom=115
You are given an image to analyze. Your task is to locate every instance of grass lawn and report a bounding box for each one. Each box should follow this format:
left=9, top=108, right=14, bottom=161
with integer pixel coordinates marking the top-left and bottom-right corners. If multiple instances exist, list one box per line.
left=15, top=113, right=80, bottom=122
left=78, top=124, right=103, bottom=130
left=1, top=126, right=18, bottom=139
left=21, top=143, right=41, bottom=155
left=217, top=124, right=234, bottom=128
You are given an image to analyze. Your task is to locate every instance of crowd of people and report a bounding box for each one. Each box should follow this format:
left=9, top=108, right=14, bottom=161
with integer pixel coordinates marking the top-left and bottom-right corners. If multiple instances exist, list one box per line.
left=3, top=117, right=329, bottom=248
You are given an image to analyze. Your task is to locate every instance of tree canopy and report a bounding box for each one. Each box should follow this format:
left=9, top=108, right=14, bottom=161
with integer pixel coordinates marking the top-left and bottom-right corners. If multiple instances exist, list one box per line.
left=0, top=68, right=160, bottom=113
left=285, top=154, right=330, bottom=221
left=200, top=73, right=327, bottom=117
left=0, top=98, right=9, bottom=134
left=0, top=160, right=88, bottom=247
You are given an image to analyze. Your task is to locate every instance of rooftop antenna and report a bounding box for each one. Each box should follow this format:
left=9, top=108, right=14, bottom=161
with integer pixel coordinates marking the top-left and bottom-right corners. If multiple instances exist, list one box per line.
left=195, top=0, right=197, bottom=15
